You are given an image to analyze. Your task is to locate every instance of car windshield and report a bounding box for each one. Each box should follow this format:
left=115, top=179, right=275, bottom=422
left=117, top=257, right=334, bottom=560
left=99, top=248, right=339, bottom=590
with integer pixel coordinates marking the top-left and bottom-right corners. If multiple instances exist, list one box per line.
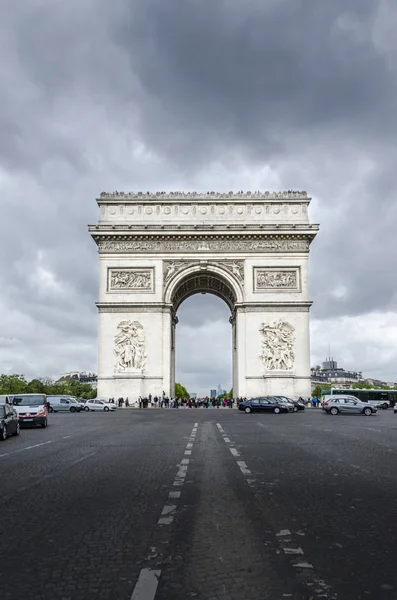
left=0, top=406, right=6, bottom=417
left=13, top=395, right=45, bottom=406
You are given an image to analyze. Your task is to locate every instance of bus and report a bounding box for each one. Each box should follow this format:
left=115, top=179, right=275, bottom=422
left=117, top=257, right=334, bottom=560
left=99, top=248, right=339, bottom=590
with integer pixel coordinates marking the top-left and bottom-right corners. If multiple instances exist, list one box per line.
left=322, top=388, right=397, bottom=409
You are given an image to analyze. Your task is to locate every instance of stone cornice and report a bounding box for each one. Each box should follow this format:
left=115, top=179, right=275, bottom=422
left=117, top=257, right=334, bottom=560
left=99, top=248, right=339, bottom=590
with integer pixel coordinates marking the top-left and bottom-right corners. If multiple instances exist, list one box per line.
left=89, top=224, right=319, bottom=233
left=97, top=303, right=171, bottom=313
left=98, top=190, right=309, bottom=201
left=235, top=302, right=312, bottom=313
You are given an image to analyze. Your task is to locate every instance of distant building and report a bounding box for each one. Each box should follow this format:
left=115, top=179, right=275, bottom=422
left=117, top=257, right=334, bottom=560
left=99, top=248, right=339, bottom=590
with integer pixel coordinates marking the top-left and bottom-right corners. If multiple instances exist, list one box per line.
left=311, top=359, right=361, bottom=391
left=322, top=359, right=338, bottom=370
left=210, top=389, right=217, bottom=398
left=58, top=371, right=98, bottom=388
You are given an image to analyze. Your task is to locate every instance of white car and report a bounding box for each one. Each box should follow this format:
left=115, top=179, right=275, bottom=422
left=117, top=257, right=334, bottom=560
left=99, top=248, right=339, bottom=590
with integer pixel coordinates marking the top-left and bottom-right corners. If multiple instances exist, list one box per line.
left=85, top=399, right=117, bottom=412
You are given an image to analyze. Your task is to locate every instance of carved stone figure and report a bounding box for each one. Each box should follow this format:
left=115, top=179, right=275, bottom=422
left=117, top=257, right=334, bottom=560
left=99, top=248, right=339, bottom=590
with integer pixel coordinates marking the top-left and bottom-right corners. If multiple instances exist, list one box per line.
left=164, top=261, right=187, bottom=283
left=256, top=270, right=297, bottom=289
left=110, top=269, right=152, bottom=290
left=114, top=321, right=147, bottom=373
left=259, top=321, right=295, bottom=371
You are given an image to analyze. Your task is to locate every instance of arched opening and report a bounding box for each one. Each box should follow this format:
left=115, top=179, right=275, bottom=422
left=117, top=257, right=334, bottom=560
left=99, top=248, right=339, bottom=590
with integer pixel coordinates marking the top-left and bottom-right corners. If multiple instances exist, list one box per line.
left=166, top=267, right=241, bottom=400
left=175, top=294, right=232, bottom=400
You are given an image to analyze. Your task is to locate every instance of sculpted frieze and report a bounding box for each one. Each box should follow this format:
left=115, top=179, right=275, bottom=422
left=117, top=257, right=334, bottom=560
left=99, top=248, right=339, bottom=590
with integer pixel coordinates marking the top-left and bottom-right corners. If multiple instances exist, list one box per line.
left=255, top=268, right=299, bottom=291
left=97, top=236, right=310, bottom=254
left=108, top=268, right=154, bottom=292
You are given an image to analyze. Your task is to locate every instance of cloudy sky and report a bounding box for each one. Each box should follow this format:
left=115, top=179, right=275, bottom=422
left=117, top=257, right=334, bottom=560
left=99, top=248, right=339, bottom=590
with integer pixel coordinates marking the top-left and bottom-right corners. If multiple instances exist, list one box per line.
left=1, top=0, right=397, bottom=394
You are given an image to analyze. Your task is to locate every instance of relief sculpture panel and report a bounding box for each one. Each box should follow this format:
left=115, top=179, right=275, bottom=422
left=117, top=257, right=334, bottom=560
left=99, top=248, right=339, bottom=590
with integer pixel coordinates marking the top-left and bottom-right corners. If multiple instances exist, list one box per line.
left=254, top=268, right=300, bottom=292
left=114, top=320, right=147, bottom=373
left=259, top=320, right=295, bottom=371
left=108, top=268, right=154, bottom=292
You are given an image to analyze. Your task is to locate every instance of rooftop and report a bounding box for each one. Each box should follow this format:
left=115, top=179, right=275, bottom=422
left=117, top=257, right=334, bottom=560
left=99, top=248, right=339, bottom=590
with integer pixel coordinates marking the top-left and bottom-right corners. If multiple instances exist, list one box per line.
left=98, top=190, right=309, bottom=200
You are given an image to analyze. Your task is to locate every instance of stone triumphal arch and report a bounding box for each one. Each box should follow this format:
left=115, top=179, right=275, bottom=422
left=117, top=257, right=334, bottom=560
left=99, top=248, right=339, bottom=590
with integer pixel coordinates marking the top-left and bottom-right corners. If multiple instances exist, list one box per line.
left=89, top=191, right=318, bottom=399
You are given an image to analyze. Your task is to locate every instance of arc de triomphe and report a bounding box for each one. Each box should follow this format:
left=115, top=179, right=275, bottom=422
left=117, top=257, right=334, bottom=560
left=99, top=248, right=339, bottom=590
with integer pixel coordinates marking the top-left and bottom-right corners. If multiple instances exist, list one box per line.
left=89, top=191, right=318, bottom=400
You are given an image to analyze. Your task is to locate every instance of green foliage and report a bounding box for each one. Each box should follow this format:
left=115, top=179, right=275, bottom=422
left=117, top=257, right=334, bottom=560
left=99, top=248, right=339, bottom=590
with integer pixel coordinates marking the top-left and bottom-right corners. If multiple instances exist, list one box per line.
left=0, top=374, right=97, bottom=399
left=175, top=382, right=189, bottom=399
left=0, top=374, right=28, bottom=394
left=352, top=382, right=374, bottom=389
left=312, top=384, right=331, bottom=398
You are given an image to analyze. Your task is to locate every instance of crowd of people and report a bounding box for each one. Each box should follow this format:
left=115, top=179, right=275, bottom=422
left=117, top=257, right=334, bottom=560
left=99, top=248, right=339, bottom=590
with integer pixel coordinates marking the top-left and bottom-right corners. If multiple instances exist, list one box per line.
left=107, top=394, right=316, bottom=408
left=107, top=394, right=242, bottom=409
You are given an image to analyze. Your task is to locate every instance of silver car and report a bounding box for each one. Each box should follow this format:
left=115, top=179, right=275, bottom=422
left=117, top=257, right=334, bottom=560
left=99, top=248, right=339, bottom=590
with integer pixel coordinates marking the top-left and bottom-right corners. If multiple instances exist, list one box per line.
left=323, top=396, right=377, bottom=416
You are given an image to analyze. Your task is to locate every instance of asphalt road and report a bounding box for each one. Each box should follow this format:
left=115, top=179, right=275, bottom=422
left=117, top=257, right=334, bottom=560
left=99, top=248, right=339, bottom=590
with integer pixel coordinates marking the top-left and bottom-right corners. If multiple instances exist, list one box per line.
left=1, top=407, right=397, bottom=600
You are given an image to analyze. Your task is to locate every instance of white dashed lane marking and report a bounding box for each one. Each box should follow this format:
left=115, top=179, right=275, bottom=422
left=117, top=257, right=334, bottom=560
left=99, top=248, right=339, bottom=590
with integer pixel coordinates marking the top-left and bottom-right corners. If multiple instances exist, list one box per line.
left=130, top=568, right=161, bottom=600
left=130, top=423, right=198, bottom=599
left=216, top=423, right=335, bottom=598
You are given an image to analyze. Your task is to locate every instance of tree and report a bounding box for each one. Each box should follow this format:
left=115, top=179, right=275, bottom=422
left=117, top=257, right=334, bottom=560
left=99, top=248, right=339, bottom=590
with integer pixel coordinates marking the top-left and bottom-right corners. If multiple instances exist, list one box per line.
left=27, top=379, right=45, bottom=393
left=0, top=374, right=28, bottom=394
left=175, top=382, right=189, bottom=399
left=312, top=384, right=331, bottom=398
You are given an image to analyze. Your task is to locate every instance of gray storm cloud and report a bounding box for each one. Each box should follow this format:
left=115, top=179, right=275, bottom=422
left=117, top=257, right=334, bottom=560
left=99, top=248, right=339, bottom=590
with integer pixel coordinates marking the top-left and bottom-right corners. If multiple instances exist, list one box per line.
left=1, top=0, right=396, bottom=391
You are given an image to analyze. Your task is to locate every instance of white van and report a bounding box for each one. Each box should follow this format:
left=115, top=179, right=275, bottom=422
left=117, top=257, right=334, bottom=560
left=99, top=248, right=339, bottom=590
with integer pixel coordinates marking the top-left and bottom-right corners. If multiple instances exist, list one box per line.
left=0, top=395, right=14, bottom=405
left=12, top=394, right=48, bottom=428
left=47, top=396, right=84, bottom=413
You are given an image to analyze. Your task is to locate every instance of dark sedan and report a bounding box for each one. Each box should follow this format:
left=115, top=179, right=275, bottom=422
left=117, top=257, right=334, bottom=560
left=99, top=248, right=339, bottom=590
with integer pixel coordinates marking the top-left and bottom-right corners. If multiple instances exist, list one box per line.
left=0, top=404, right=20, bottom=440
left=238, top=397, right=289, bottom=414
left=274, top=396, right=305, bottom=412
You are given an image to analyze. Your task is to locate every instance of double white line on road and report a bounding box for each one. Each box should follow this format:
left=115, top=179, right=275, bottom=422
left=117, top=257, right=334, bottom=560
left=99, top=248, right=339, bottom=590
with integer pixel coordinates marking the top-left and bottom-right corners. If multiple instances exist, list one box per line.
left=130, top=423, right=199, bottom=600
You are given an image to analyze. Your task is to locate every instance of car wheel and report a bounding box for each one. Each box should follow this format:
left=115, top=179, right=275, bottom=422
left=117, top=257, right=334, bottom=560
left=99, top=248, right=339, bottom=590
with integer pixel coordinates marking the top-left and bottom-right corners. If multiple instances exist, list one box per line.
left=0, top=426, right=7, bottom=440
left=70, top=407, right=76, bottom=413
left=244, top=406, right=251, bottom=414
left=364, top=407, right=372, bottom=416
left=13, top=422, right=20, bottom=436
left=84, top=406, right=90, bottom=412
left=274, top=407, right=281, bottom=414
left=293, top=406, right=298, bottom=412
left=104, top=406, right=110, bottom=412
left=330, top=407, right=339, bottom=415
left=41, top=418, right=47, bottom=428
left=383, top=403, right=388, bottom=410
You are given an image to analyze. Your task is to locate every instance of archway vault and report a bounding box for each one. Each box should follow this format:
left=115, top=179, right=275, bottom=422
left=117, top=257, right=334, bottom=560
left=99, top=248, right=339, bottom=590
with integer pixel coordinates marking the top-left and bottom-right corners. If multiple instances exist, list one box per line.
left=164, top=262, right=243, bottom=313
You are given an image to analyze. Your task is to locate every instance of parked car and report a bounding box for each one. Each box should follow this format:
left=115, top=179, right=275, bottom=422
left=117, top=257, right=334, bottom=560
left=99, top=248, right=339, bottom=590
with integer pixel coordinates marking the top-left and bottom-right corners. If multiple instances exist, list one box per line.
left=85, top=399, right=117, bottom=412
left=0, top=404, right=20, bottom=440
left=12, top=394, right=48, bottom=428
left=272, top=397, right=296, bottom=412
left=279, top=397, right=305, bottom=412
left=239, top=397, right=289, bottom=414
left=323, top=397, right=377, bottom=416
left=47, top=396, right=83, bottom=413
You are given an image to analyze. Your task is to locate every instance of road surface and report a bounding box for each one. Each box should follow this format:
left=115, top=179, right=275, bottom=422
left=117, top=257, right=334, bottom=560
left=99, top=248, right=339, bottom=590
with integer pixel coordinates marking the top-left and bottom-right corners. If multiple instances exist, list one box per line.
left=1, top=407, right=397, bottom=599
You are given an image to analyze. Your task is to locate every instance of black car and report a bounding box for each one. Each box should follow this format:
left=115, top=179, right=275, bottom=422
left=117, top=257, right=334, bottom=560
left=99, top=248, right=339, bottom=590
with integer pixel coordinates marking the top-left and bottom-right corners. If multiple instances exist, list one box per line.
left=0, top=404, right=20, bottom=440
left=274, top=396, right=305, bottom=412
left=238, top=397, right=289, bottom=414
